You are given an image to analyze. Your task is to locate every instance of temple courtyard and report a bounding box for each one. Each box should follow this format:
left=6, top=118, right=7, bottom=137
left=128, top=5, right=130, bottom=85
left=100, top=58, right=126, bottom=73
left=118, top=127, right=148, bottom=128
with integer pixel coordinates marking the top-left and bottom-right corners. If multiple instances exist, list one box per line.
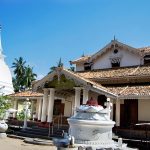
left=0, top=137, right=56, bottom=150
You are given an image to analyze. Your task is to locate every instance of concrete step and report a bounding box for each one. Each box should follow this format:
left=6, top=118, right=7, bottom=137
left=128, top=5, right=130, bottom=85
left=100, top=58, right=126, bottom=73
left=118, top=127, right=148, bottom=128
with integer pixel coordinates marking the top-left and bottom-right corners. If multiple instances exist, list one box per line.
left=15, top=131, right=52, bottom=139
left=15, top=131, right=63, bottom=139
left=8, top=123, right=69, bottom=139
left=20, top=130, right=49, bottom=136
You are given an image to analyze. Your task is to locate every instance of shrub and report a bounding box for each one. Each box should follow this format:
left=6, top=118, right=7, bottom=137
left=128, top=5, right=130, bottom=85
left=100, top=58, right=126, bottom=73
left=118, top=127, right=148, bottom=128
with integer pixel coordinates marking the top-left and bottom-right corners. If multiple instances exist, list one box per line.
left=0, top=95, right=11, bottom=119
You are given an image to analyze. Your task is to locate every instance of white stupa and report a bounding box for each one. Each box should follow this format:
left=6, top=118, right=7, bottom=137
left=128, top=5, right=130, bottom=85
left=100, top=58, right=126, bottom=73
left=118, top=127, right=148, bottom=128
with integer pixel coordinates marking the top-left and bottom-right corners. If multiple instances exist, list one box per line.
left=0, top=26, right=14, bottom=95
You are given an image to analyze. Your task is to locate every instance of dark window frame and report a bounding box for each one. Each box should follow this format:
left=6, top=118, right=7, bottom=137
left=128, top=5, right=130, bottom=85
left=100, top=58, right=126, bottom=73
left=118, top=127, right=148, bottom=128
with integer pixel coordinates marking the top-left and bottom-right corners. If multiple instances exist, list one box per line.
left=84, top=62, right=91, bottom=71
left=111, top=61, right=120, bottom=68
left=144, top=55, right=150, bottom=65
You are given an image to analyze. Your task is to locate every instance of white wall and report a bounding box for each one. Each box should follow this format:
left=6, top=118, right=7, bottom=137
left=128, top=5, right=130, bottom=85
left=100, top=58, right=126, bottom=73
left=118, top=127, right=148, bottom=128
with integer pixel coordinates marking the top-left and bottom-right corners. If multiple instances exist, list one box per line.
left=138, top=99, right=150, bottom=121
left=120, top=50, right=141, bottom=67
left=17, top=101, right=24, bottom=112
left=75, top=48, right=141, bottom=71
left=93, top=49, right=141, bottom=70
left=64, top=96, right=74, bottom=117
left=93, top=51, right=112, bottom=69
left=64, top=101, right=72, bottom=117
left=76, top=63, right=84, bottom=71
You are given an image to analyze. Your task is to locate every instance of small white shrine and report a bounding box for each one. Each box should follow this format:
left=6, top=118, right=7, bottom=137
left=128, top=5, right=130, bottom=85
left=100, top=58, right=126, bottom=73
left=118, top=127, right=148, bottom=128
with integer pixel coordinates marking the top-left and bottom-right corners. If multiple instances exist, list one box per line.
left=68, top=98, right=127, bottom=149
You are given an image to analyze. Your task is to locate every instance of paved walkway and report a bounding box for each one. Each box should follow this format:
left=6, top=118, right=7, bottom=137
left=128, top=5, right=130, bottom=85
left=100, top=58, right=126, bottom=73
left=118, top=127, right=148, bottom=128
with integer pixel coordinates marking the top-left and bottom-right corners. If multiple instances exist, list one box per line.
left=0, top=137, right=57, bottom=150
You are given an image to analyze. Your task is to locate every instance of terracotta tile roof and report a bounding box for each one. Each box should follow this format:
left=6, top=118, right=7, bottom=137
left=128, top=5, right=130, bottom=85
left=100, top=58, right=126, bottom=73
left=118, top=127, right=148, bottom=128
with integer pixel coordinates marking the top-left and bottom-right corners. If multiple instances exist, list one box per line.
left=70, top=55, right=91, bottom=64
left=139, top=46, right=150, bottom=54
left=9, top=90, right=43, bottom=97
left=106, top=85, right=150, bottom=97
left=63, top=68, right=110, bottom=92
left=69, top=66, right=150, bottom=96
left=76, top=65, right=150, bottom=79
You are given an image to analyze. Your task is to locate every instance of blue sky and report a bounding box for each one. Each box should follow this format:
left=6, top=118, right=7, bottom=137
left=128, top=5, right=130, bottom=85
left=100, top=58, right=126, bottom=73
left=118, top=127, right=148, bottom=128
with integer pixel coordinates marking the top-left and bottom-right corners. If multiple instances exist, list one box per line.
left=0, top=0, right=150, bottom=79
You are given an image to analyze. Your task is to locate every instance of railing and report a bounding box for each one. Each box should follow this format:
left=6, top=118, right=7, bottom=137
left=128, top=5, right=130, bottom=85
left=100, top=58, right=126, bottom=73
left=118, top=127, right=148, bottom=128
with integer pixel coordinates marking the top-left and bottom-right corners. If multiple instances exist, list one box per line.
left=48, top=114, right=63, bottom=137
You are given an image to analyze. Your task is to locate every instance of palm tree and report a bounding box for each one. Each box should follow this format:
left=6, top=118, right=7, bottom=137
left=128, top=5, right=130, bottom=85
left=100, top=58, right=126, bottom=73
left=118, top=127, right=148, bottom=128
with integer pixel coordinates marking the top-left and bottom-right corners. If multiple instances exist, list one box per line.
left=48, top=58, right=63, bottom=74
left=57, top=58, right=63, bottom=67
left=12, top=57, right=26, bottom=91
left=68, top=66, right=75, bottom=72
left=12, top=57, right=26, bottom=78
left=12, top=77, right=20, bottom=92
left=24, top=65, right=37, bottom=89
left=12, top=57, right=37, bottom=91
left=48, top=66, right=57, bottom=74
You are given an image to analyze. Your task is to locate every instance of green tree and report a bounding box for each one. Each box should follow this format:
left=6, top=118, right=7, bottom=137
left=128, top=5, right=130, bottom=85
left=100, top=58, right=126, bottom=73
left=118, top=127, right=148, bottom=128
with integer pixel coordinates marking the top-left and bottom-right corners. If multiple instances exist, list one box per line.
left=0, top=95, right=11, bottom=119
left=12, top=77, right=20, bottom=92
left=24, top=65, right=37, bottom=89
left=16, top=110, right=25, bottom=121
left=48, top=66, right=57, bottom=74
left=57, top=57, right=63, bottom=67
left=12, top=57, right=26, bottom=78
left=12, top=57, right=37, bottom=92
left=12, top=57, right=26, bottom=91
left=68, top=66, right=75, bottom=72
left=48, top=58, right=63, bottom=74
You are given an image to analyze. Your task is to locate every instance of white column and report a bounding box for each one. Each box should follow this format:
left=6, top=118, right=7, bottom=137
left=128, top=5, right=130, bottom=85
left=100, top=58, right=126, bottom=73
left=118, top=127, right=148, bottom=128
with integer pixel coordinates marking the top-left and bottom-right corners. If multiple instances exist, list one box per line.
left=71, top=96, right=75, bottom=116
left=47, top=88, right=55, bottom=122
left=83, top=88, right=89, bottom=104
left=35, top=99, right=39, bottom=119
left=74, top=87, right=81, bottom=111
left=41, top=88, right=49, bottom=122
left=13, top=99, right=18, bottom=118
left=116, top=99, right=120, bottom=126
left=31, top=100, right=34, bottom=118
left=110, top=99, right=113, bottom=120
left=38, top=98, right=42, bottom=121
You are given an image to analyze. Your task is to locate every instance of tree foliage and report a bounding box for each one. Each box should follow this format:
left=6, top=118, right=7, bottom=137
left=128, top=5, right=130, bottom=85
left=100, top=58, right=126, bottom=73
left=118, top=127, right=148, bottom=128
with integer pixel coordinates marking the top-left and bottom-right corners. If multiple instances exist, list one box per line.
left=48, top=58, right=64, bottom=74
left=68, top=66, right=75, bottom=72
left=44, top=74, right=77, bottom=89
left=16, top=110, right=25, bottom=121
left=48, top=57, right=75, bottom=74
left=12, top=57, right=37, bottom=92
left=0, top=95, right=11, bottom=119
left=24, top=65, right=37, bottom=88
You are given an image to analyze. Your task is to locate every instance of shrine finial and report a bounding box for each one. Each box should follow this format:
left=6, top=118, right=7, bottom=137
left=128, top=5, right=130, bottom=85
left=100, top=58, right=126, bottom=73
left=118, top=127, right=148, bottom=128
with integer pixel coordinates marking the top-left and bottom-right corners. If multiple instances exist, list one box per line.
left=114, top=35, right=116, bottom=41
left=113, top=35, right=118, bottom=41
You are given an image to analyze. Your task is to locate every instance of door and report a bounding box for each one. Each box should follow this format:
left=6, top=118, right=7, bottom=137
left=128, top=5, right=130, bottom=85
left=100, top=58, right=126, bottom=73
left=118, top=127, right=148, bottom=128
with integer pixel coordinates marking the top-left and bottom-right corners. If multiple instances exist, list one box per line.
left=124, top=99, right=138, bottom=127
left=53, top=99, right=64, bottom=115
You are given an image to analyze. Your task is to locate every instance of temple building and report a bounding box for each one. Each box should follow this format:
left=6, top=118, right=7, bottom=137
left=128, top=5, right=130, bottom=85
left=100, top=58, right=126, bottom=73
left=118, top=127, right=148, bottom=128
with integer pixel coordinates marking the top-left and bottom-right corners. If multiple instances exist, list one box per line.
left=0, top=26, right=14, bottom=95
left=12, top=39, right=150, bottom=128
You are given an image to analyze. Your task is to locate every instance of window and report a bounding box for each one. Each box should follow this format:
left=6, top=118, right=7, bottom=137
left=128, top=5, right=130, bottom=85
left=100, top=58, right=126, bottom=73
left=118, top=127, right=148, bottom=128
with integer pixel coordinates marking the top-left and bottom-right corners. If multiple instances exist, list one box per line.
left=111, top=62, right=120, bottom=67
left=144, top=55, right=150, bottom=65
left=84, top=62, right=91, bottom=71
left=111, top=58, right=120, bottom=68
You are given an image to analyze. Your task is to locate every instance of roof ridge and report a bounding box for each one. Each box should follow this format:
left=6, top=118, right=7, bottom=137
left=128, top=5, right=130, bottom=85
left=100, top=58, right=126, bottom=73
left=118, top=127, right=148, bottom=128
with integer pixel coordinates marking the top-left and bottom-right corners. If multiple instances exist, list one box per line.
left=118, top=86, right=128, bottom=95
left=138, top=46, right=150, bottom=49
left=128, top=66, right=140, bottom=75
left=63, top=68, right=115, bottom=95
left=70, top=55, right=91, bottom=64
